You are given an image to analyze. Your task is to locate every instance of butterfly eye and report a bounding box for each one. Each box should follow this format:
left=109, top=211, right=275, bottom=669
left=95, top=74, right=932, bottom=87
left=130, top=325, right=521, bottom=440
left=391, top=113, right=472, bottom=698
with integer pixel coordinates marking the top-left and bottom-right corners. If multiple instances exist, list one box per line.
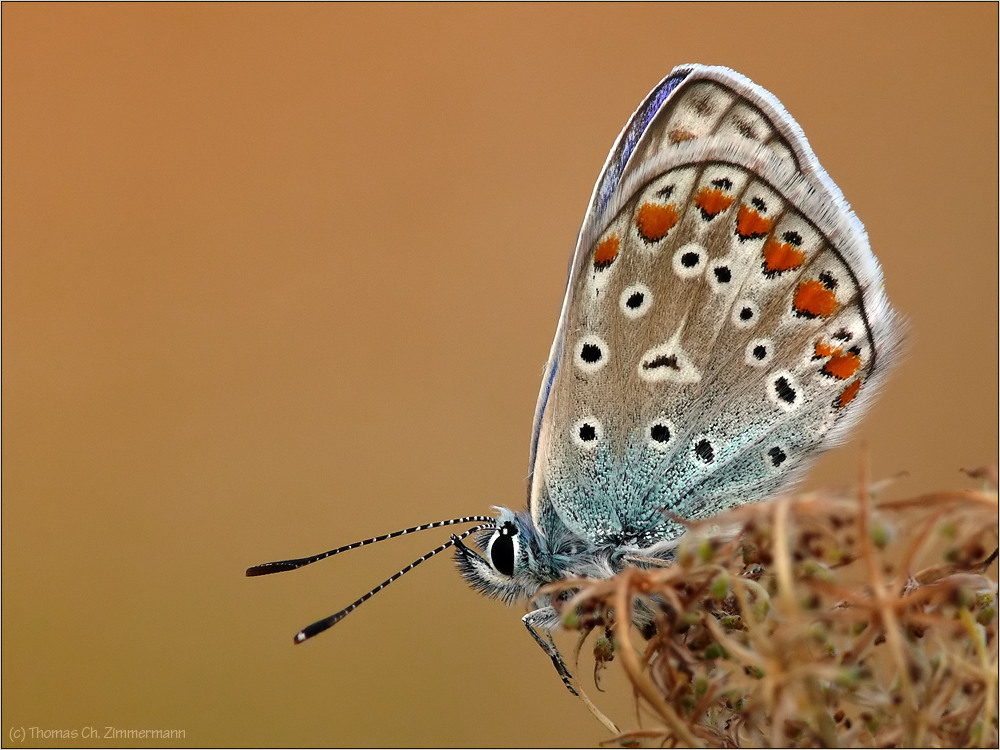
left=487, top=521, right=519, bottom=576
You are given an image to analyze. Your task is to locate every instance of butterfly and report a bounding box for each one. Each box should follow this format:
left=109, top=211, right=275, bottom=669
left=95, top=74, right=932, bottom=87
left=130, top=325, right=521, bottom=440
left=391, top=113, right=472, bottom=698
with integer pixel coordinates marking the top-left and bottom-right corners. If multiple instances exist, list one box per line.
left=247, top=63, right=901, bottom=699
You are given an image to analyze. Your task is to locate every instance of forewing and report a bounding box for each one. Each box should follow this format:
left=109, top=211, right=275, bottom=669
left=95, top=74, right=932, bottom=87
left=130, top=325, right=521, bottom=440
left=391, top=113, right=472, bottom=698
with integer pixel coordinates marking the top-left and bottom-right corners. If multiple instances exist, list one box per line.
left=528, top=65, right=900, bottom=547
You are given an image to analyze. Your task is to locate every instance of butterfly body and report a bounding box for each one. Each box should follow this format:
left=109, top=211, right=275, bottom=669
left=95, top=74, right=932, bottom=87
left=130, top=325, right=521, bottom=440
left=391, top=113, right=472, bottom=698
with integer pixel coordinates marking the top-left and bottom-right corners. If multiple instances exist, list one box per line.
left=455, top=65, right=900, bottom=656
left=248, top=63, right=900, bottom=703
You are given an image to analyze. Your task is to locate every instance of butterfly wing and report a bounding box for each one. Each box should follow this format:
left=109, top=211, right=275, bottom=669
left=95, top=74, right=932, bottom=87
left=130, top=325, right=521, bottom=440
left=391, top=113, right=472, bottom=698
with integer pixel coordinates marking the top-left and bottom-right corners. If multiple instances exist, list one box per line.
left=527, top=65, right=901, bottom=548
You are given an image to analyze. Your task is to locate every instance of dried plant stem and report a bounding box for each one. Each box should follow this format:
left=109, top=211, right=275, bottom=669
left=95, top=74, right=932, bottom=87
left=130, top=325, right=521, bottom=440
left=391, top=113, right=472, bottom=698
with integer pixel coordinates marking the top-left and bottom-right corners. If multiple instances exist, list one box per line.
left=856, top=461, right=921, bottom=744
left=613, top=569, right=701, bottom=747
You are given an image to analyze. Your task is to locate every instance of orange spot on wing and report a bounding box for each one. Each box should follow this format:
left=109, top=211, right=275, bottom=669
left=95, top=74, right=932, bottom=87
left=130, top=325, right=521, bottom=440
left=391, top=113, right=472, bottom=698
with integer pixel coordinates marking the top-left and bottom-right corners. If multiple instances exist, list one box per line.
left=823, top=351, right=862, bottom=380
left=668, top=128, right=696, bottom=144
left=593, top=235, right=620, bottom=269
left=836, top=379, right=861, bottom=408
left=814, top=340, right=838, bottom=359
left=693, top=187, right=734, bottom=218
left=762, top=237, right=806, bottom=274
left=635, top=202, right=678, bottom=242
left=793, top=279, right=839, bottom=318
left=736, top=204, right=773, bottom=239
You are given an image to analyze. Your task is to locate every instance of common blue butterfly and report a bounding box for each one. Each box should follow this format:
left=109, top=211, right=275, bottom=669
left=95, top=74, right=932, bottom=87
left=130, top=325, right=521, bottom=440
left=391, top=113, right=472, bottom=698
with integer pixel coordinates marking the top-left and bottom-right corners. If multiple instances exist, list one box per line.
left=248, top=64, right=900, bottom=699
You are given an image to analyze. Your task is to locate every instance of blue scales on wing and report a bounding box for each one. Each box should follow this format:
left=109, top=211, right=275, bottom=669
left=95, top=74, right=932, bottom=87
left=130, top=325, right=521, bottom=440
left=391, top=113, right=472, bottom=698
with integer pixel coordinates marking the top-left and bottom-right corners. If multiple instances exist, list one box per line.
left=526, top=66, right=901, bottom=552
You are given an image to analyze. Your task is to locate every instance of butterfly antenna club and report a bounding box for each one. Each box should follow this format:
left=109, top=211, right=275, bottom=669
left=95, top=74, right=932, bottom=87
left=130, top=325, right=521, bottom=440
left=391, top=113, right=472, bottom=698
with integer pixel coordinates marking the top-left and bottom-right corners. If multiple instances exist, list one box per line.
left=293, top=523, right=495, bottom=643
left=245, top=515, right=494, bottom=576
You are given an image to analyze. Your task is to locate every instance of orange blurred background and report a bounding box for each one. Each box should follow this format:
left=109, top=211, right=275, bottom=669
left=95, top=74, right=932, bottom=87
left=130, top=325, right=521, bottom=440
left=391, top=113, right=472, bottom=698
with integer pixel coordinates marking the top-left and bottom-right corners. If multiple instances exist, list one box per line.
left=3, top=4, right=997, bottom=747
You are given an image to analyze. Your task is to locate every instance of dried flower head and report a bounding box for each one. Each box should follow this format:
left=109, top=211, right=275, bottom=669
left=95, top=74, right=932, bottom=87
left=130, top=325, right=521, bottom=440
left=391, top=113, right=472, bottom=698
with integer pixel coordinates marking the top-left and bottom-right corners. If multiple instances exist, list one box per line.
left=545, top=467, right=999, bottom=747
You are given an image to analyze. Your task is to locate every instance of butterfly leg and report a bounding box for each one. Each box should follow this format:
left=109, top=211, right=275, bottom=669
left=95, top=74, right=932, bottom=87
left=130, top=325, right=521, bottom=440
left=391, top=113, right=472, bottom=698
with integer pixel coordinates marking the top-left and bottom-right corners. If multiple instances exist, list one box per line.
left=523, top=607, right=621, bottom=733
left=522, top=607, right=578, bottom=696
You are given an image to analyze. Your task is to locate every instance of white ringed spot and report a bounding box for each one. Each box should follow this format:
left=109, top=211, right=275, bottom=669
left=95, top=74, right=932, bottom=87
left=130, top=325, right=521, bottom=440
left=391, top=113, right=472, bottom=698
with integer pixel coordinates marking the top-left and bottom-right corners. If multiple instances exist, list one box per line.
left=767, top=370, right=802, bottom=412
left=745, top=338, right=774, bottom=368
left=764, top=444, right=789, bottom=470
left=672, top=242, right=707, bottom=279
left=619, top=283, right=652, bottom=320
left=707, top=258, right=736, bottom=293
left=572, top=417, right=604, bottom=449
left=638, top=339, right=701, bottom=384
left=731, top=299, right=760, bottom=329
left=574, top=334, right=609, bottom=373
left=646, top=419, right=676, bottom=452
left=689, top=434, right=717, bottom=466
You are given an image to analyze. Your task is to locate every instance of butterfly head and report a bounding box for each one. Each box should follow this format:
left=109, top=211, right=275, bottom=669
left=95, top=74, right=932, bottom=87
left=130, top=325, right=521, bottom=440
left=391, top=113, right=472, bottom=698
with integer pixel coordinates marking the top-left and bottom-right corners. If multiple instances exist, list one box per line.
left=453, top=507, right=554, bottom=605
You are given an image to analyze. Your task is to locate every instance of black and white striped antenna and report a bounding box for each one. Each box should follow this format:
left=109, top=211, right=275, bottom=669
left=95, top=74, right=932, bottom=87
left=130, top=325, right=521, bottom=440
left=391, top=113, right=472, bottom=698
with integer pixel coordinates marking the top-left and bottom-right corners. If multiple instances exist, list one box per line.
left=246, top=516, right=496, bottom=643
